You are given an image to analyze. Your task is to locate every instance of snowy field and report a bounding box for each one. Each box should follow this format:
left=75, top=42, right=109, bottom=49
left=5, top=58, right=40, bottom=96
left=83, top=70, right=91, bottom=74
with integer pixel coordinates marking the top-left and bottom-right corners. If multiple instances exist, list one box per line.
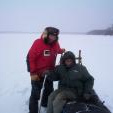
left=0, top=33, right=113, bottom=113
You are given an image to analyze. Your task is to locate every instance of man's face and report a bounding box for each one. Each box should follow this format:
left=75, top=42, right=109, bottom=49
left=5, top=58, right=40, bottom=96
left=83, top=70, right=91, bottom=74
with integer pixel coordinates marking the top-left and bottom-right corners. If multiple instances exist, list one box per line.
left=65, top=59, right=74, bottom=67
left=48, top=34, right=57, bottom=44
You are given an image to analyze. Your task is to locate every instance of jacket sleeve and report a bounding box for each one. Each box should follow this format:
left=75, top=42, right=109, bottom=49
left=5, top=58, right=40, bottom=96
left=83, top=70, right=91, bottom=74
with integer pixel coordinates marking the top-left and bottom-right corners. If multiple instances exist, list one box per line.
left=28, top=40, right=40, bottom=74
left=47, top=65, right=60, bottom=81
left=81, top=65, right=94, bottom=94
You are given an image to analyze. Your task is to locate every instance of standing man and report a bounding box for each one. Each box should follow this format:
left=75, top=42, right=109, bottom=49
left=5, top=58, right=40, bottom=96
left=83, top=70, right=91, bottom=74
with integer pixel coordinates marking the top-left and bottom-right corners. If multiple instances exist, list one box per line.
left=26, top=27, right=65, bottom=113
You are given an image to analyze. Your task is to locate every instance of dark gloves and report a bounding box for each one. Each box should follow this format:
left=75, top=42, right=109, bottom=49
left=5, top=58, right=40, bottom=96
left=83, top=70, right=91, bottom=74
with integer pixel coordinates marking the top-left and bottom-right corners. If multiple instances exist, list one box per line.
left=83, top=93, right=91, bottom=100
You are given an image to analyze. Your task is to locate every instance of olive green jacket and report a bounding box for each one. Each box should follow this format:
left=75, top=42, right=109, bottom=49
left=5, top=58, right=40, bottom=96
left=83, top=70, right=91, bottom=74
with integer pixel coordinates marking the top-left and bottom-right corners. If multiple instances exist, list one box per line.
left=48, top=64, right=94, bottom=96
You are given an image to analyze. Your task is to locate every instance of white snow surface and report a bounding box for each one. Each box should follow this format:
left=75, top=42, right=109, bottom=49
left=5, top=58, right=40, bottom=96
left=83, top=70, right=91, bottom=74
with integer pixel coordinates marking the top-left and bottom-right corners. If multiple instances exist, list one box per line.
left=0, top=33, right=113, bottom=113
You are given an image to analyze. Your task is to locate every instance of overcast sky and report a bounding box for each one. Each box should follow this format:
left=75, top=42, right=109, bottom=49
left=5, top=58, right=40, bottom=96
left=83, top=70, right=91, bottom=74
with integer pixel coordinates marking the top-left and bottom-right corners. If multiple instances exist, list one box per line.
left=0, top=0, right=113, bottom=33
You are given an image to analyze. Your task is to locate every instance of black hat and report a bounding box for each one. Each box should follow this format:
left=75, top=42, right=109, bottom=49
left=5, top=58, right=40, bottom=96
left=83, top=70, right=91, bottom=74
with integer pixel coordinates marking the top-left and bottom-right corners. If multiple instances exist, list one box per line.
left=45, top=27, right=59, bottom=36
left=60, top=51, right=76, bottom=64
left=44, top=27, right=59, bottom=44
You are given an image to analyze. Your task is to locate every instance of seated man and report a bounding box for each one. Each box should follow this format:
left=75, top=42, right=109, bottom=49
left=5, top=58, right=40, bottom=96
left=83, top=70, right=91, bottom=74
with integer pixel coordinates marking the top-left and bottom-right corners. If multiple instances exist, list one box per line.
left=46, top=51, right=111, bottom=113
left=46, top=51, right=94, bottom=113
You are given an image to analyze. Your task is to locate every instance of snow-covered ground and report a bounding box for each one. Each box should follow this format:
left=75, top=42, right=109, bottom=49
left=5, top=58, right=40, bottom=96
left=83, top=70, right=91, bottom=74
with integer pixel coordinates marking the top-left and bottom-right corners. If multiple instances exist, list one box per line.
left=0, top=33, right=113, bottom=113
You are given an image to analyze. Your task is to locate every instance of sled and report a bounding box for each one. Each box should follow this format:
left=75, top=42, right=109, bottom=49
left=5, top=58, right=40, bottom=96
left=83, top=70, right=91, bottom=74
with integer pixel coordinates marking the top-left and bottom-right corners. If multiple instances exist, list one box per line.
left=62, top=89, right=111, bottom=113
left=62, top=99, right=111, bottom=113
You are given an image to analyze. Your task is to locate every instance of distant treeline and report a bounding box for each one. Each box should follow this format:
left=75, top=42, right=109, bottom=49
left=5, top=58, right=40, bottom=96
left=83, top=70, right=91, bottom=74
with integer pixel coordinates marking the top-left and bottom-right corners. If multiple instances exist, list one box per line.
left=87, top=25, right=113, bottom=35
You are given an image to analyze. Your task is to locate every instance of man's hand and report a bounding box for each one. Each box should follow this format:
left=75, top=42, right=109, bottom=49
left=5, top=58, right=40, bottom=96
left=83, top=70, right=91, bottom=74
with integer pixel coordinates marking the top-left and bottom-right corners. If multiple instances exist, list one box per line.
left=62, top=48, right=66, bottom=53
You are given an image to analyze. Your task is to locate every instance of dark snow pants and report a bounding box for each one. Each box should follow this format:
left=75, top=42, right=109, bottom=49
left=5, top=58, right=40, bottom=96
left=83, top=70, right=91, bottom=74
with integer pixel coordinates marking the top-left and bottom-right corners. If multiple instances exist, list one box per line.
left=29, top=78, right=53, bottom=113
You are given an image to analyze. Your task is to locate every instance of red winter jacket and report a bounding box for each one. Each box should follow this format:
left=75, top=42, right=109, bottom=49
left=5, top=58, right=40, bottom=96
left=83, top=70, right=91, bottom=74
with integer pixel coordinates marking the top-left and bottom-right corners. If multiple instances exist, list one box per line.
left=27, top=36, right=63, bottom=77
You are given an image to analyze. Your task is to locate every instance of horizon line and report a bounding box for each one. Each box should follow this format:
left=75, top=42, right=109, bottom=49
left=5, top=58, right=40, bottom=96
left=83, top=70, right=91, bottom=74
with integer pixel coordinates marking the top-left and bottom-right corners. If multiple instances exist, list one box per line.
left=0, top=31, right=85, bottom=34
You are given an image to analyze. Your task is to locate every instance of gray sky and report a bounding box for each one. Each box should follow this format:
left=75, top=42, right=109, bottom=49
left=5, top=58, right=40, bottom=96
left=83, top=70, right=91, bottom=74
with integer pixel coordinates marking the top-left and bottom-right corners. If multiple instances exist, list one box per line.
left=0, top=0, right=113, bottom=33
